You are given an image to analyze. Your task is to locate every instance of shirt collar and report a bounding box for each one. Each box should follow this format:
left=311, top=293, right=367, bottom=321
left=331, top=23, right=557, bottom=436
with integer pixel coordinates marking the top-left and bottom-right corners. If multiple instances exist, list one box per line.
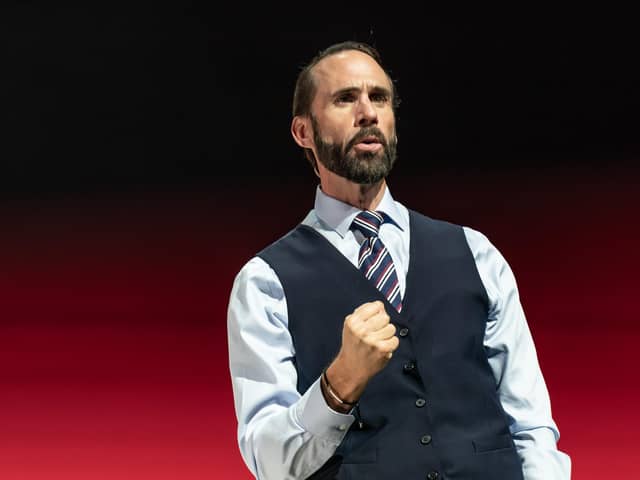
left=314, top=184, right=406, bottom=238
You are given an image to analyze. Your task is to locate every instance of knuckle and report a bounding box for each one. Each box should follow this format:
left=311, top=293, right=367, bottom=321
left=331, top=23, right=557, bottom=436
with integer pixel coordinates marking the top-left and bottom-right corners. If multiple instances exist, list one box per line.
left=345, top=314, right=358, bottom=328
left=354, top=325, right=368, bottom=338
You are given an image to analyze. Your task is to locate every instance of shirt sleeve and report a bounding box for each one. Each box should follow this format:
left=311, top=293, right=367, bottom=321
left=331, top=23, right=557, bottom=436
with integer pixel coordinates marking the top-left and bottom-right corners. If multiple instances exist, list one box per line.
left=463, top=227, right=572, bottom=480
left=227, top=257, right=355, bottom=480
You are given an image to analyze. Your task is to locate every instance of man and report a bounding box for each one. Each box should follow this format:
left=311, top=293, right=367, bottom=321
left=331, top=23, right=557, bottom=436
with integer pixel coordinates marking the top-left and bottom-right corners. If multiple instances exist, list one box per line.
left=227, top=41, right=571, bottom=479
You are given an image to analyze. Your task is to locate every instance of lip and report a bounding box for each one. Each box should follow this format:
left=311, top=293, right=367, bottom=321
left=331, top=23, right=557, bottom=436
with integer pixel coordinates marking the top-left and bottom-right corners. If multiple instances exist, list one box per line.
left=358, top=135, right=382, bottom=144
left=353, top=142, right=383, bottom=152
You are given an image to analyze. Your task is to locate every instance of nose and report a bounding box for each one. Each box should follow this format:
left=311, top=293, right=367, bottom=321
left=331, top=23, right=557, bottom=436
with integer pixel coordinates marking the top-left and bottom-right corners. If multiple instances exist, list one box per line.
left=355, top=95, right=378, bottom=127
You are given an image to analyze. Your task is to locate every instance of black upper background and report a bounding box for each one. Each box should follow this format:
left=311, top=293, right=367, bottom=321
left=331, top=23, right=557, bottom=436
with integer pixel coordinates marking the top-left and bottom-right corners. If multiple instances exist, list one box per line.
left=3, top=6, right=639, bottom=194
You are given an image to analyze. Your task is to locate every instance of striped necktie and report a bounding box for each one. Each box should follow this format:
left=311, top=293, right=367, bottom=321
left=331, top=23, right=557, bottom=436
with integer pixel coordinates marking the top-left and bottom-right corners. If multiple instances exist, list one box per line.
left=350, top=210, right=402, bottom=312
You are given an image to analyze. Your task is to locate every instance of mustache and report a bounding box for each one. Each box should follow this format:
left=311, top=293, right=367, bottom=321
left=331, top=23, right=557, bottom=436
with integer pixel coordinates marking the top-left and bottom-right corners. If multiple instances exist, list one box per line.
left=345, top=127, right=388, bottom=152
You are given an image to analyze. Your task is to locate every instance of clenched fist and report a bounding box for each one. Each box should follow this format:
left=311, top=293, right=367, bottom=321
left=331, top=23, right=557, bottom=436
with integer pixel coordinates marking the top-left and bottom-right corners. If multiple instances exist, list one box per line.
left=322, top=301, right=399, bottom=411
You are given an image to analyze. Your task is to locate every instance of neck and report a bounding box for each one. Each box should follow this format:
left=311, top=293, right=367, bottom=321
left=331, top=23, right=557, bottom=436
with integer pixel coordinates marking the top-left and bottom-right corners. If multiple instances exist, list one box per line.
left=319, top=170, right=387, bottom=210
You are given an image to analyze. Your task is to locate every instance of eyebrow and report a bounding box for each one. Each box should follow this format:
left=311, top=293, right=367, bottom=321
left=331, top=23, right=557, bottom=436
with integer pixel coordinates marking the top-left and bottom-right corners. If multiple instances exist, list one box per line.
left=331, top=85, right=392, bottom=100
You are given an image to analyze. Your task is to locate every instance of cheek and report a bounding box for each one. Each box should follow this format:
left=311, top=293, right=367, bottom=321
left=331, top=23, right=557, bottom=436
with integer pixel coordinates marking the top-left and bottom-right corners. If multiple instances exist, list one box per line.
left=383, top=123, right=396, bottom=142
left=383, top=115, right=396, bottom=131
left=325, top=129, right=350, bottom=146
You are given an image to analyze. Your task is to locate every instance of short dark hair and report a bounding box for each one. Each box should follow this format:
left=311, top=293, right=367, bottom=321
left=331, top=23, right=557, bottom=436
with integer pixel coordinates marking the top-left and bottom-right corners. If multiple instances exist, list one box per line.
left=292, top=41, right=399, bottom=118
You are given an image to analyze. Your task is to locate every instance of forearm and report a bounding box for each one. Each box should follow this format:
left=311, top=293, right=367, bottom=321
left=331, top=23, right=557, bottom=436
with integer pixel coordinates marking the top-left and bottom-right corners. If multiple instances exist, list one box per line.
left=236, top=377, right=354, bottom=479
left=513, top=427, right=571, bottom=480
left=228, top=257, right=355, bottom=478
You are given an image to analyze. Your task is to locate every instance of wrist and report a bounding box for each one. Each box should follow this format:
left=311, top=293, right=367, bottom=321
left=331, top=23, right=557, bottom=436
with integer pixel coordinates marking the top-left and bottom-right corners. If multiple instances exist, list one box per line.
left=324, top=360, right=366, bottom=404
left=322, top=368, right=358, bottom=411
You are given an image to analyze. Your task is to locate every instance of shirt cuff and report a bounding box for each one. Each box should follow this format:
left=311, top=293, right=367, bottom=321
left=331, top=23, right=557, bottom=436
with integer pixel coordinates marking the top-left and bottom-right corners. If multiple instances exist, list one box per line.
left=514, top=427, right=572, bottom=479
left=295, top=377, right=355, bottom=446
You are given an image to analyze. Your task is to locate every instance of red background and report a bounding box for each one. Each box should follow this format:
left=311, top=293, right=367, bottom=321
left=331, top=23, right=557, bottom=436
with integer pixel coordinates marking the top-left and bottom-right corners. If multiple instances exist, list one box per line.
left=2, top=165, right=638, bottom=479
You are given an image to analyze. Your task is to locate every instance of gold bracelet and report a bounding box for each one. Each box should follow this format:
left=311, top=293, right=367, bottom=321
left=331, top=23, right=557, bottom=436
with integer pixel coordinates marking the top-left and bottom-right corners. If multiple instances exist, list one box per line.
left=322, top=368, right=358, bottom=407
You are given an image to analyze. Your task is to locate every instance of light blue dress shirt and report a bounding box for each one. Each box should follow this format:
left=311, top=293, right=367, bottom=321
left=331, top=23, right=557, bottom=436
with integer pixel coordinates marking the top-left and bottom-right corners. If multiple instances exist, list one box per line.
left=227, top=185, right=571, bottom=480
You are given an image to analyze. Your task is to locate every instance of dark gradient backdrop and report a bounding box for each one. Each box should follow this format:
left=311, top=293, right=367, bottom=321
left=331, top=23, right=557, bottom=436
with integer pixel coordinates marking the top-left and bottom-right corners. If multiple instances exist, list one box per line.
left=3, top=7, right=639, bottom=479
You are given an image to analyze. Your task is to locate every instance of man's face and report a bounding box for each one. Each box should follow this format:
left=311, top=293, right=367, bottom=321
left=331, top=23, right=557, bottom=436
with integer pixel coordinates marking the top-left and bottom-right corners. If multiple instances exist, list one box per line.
left=308, top=50, right=398, bottom=184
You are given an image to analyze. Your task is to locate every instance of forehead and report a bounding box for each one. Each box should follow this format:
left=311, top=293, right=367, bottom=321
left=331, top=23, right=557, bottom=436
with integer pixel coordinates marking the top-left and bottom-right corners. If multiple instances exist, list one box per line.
left=311, top=50, right=392, bottom=98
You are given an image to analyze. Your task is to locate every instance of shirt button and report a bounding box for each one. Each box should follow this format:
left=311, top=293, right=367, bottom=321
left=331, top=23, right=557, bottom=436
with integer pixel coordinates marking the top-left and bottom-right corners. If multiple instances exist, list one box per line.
left=426, top=471, right=439, bottom=480
left=338, top=424, right=348, bottom=431
left=420, top=434, right=432, bottom=445
left=403, top=362, right=416, bottom=373
left=399, top=327, right=409, bottom=337
left=415, top=398, right=426, bottom=408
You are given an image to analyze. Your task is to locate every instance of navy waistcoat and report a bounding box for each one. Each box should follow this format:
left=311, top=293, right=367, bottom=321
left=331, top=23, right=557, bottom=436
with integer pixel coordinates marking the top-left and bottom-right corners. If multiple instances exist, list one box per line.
left=258, top=210, right=523, bottom=480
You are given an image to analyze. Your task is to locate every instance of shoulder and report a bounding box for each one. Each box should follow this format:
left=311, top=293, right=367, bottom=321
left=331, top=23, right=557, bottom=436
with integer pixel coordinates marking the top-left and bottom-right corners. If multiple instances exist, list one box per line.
left=460, top=226, right=520, bottom=316
left=230, top=256, right=284, bottom=302
left=405, top=207, right=466, bottom=238
left=461, top=226, right=510, bottom=275
left=256, top=224, right=319, bottom=266
left=462, top=226, right=494, bottom=256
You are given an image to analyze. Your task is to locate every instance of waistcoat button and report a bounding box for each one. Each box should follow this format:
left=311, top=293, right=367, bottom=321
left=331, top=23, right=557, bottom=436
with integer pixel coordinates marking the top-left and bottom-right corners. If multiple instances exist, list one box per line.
left=420, top=434, right=432, bottom=445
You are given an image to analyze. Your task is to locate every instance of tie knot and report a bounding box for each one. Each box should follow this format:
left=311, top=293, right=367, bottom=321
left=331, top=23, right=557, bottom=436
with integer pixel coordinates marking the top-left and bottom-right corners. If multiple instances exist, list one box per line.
left=351, top=210, right=385, bottom=238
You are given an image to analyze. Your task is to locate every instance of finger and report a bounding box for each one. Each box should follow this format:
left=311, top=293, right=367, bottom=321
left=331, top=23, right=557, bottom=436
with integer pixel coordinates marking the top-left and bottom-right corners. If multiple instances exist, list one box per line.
left=352, top=300, right=384, bottom=318
left=379, top=335, right=400, bottom=354
left=362, top=310, right=391, bottom=331
left=366, top=323, right=396, bottom=342
left=345, top=302, right=387, bottom=334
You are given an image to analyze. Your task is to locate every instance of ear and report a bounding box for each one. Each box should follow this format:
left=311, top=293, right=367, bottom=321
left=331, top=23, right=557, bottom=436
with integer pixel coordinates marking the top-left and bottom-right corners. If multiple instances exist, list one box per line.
left=291, top=115, right=314, bottom=149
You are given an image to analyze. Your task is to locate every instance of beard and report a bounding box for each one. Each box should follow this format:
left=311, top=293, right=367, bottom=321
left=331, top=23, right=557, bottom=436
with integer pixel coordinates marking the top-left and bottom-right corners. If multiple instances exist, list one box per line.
left=311, top=115, right=397, bottom=185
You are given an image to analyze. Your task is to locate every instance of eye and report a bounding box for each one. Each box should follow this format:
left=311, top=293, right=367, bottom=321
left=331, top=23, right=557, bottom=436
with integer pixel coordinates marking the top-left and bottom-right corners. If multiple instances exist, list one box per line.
left=370, top=92, right=390, bottom=104
left=335, top=93, right=356, bottom=104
